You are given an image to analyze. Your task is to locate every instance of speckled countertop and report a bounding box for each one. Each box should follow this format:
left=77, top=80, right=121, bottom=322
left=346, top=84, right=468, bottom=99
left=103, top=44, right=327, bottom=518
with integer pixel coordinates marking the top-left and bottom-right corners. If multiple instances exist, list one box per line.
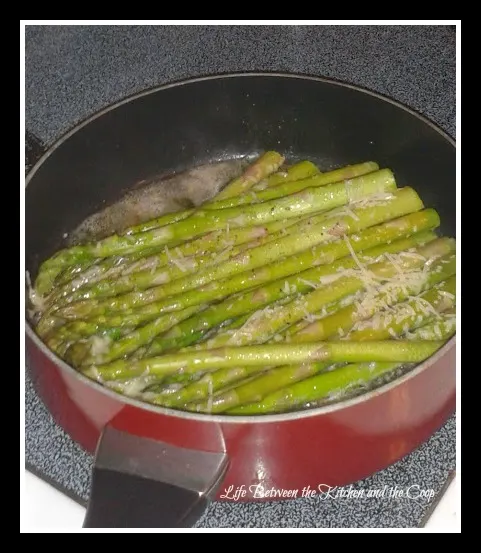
left=24, top=24, right=456, bottom=528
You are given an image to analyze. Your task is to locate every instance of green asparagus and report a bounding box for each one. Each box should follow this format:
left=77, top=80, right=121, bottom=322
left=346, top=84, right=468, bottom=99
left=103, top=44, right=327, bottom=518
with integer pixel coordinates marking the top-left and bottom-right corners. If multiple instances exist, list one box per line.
left=188, top=276, right=455, bottom=412
left=344, top=275, right=456, bottom=341
left=51, top=213, right=311, bottom=299
left=205, top=162, right=380, bottom=210
left=126, top=151, right=284, bottom=232
left=34, top=168, right=395, bottom=295
left=228, top=317, right=456, bottom=415
left=46, top=303, right=204, bottom=346
left=125, top=209, right=196, bottom=235
left=147, top=231, right=439, bottom=354
left=62, top=302, right=210, bottom=367
left=144, top=249, right=455, bottom=410
left=83, top=340, right=446, bottom=383
left=294, top=252, right=456, bottom=342
left=28, top=152, right=456, bottom=420
left=196, top=237, right=453, bottom=350
left=252, top=160, right=319, bottom=190
left=208, top=151, right=285, bottom=200
left=55, top=209, right=438, bottom=323
left=41, top=230, right=437, bottom=347
left=52, top=186, right=421, bottom=307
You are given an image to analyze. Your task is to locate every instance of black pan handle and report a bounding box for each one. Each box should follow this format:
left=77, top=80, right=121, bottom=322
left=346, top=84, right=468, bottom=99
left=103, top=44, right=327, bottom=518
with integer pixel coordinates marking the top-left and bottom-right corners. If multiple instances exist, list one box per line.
left=25, top=130, right=46, bottom=173
left=83, top=427, right=229, bottom=528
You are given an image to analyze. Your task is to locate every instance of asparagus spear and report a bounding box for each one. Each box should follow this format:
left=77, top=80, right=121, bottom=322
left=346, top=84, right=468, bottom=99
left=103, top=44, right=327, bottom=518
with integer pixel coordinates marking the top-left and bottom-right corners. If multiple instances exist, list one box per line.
left=52, top=159, right=315, bottom=291
left=51, top=213, right=312, bottom=300
left=48, top=212, right=341, bottom=308
left=52, top=243, right=174, bottom=290
left=83, top=340, right=445, bottom=383
left=45, top=294, right=255, bottom=345
left=44, top=212, right=434, bottom=354
left=146, top=297, right=329, bottom=405
left=34, top=168, right=395, bottom=295
left=50, top=249, right=224, bottom=308
left=136, top=311, right=278, bottom=397
left=195, top=237, right=453, bottom=350
left=413, top=308, right=456, bottom=339
left=148, top=233, right=448, bottom=355
left=117, top=159, right=327, bottom=259
left=53, top=209, right=203, bottom=288
left=46, top=303, right=204, bottom=346
left=59, top=303, right=259, bottom=366
left=125, top=209, right=196, bottom=235
left=207, top=151, right=285, bottom=201
left=55, top=152, right=280, bottom=262
left=57, top=244, right=456, bottom=375
left=294, top=252, right=456, bottom=342
left=42, top=231, right=437, bottom=347
left=252, top=160, right=319, bottom=191
left=72, top=288, right=456, bottom=410
left=344, top=275, right=456, bottom=341
left=146, top=363, right=319, bottom=408
left=150, top=294, right=299, bottom=357
left=52, top=159, right=318, bottom=288
left=188, top=276, right=455, bottom=413
left=124, top=152, right=284, bottom=233
left=148, top=231, right=438, bottom=352
left=45, top=214, right=440, bottom=364
left=52, top=186, right=421, bottom=307
left=150, top=255, right=454, bottom=410
left=205, top=162, right=380, bottom=210
left=51, top=186, right=399, bottom=308
left=50, top=163, right=320, bottom=292
left=228, top=317, right=456, bottom=415
left=54, top=208, right=437, bottom=324
left=61, top=301, right=212, bottom=367
left=49, top=160, right=357, bottom=292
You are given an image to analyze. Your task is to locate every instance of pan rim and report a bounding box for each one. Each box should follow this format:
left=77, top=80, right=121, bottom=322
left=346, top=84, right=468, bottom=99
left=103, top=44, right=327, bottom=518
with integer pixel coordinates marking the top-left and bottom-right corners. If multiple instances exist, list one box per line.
left=24, top=71, right=457, bottom=424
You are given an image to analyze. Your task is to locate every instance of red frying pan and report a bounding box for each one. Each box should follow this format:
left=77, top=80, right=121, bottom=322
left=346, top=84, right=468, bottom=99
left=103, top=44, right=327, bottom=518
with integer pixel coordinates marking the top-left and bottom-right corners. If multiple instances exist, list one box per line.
left=25, top=73, right=456, bottom=528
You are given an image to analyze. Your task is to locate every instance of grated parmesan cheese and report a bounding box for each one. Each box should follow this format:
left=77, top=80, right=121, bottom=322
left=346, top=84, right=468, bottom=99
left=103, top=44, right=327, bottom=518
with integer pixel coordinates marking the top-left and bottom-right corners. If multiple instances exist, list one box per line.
left=412, top=296, right=440, bottom=318
left=433, top=324, right=443, bottom=339
left=343, top=235, right=376, bottom=292
left=344, top=206, right=360, bottom=221
left=438, top=290, right=455, bottom=300
left=388, top=327, right=398, bottom=338
left=229, top=215, right=247, bottom=227
left=349, top=191, right=395, bottom=209
left=298, top=278, right=320, bottom=290
left=90, top=336, right=112, bottom=362
left=164, top=245, right=191, bottom=273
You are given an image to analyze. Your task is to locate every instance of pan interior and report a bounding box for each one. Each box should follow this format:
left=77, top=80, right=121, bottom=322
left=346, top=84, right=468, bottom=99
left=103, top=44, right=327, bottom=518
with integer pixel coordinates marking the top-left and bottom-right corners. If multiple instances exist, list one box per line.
left=24, top=74, right=456, bottom=418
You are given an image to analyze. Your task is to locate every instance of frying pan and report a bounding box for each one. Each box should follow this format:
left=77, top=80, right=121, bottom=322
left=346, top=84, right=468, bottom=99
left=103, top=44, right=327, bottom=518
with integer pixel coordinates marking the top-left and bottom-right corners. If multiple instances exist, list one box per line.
left=25, top=72, right=456, bottom=528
